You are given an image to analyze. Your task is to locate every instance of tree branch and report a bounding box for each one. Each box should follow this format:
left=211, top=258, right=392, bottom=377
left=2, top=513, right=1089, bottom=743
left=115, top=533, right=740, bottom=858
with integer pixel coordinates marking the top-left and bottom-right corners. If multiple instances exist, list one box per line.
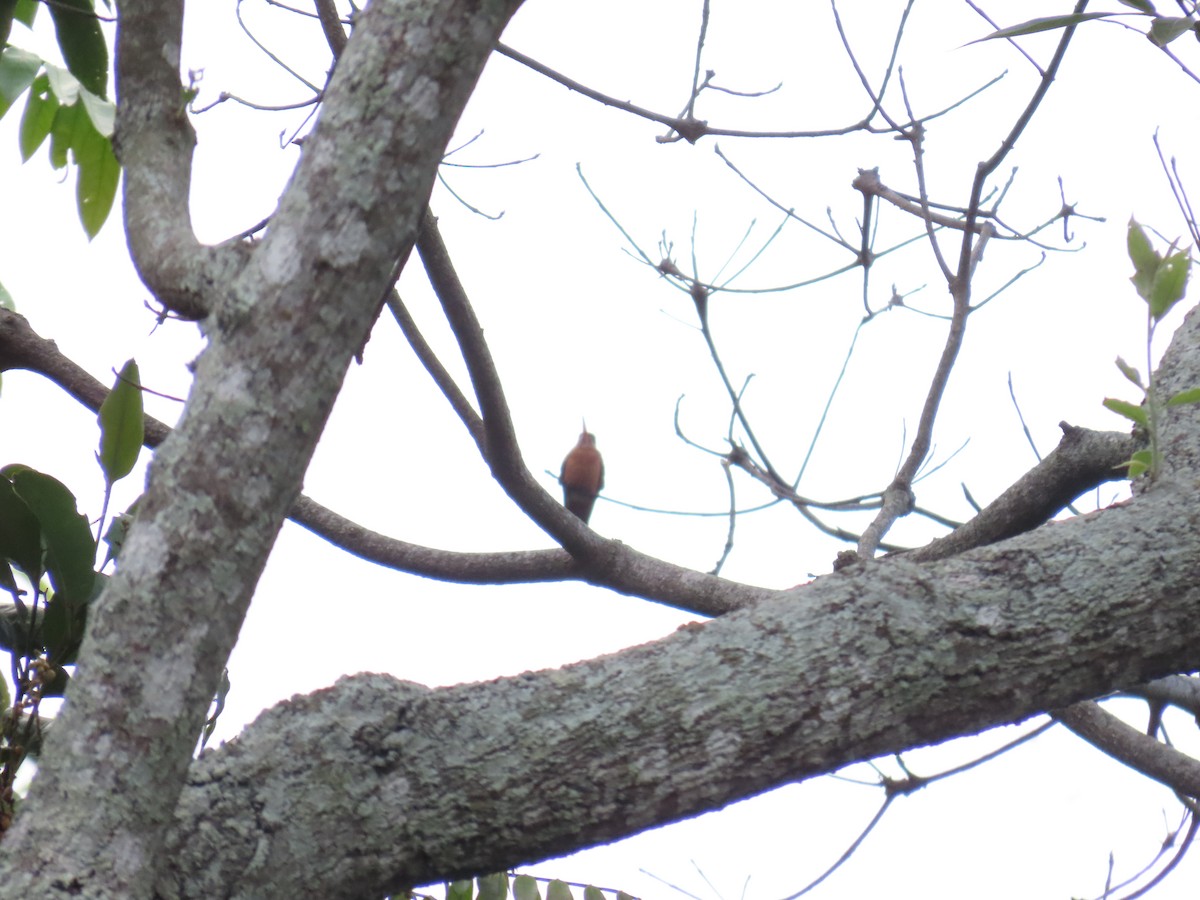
left=1, top=1, right=525, bottom=894
left=1054, top=701, right=1200, bottom=798
left=908, top=422, right=1138, bottom=562
left=415, top=211, right=617, bottom=558
left=160, top=477, right=1200, bottom=896
left=114, top=0, right=246, bottom=320
left=1, top=307, right=761, bottom=614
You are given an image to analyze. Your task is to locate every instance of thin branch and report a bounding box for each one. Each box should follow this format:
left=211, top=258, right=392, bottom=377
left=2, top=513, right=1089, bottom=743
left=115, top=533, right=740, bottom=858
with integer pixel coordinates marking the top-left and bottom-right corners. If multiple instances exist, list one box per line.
left=778, top=796, right=896, bottom=899
left=852, top=167, right=987, bottom=234
left=1124, top=676, right=1200, bottom=719
left=683, top=0, right=711, bottom=121
left=0, top=308, right=766, bottom=615
left=1055, top=701, right=1200, bottom=798
left=961, top=0, right=1046, bottom=75
left=234, top=0, right=321, bottom=93
left=313, top=0, right=348, bottom=57
left=497, top=42, right=878, bottom=143
left=385, top=293, right=485, bottom=452
left=907, top=423, right=1138, bottom=563
left=856, top=3, right=1090, bottom=557
left=415, top=212, right=606, bottom=554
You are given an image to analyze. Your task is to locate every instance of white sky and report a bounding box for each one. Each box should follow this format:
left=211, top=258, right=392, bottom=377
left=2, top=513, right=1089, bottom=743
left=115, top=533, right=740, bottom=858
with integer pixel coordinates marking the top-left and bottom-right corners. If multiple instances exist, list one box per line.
left=3, top=1, right=1200, bottom=897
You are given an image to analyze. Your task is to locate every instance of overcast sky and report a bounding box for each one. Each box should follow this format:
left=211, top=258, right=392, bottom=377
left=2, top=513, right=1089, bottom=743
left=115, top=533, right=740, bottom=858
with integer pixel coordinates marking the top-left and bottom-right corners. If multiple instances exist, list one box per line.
left=3, top=1, right=1200, bottom=897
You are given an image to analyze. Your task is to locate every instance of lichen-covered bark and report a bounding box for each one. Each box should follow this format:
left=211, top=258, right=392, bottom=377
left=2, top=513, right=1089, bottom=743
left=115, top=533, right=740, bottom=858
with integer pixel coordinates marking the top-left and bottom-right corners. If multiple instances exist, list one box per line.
left=156, top=414, right=1200, bottom=897
left=5, top=1, right=1200, bottom=898
left=0, top=1, right=522, bottom=897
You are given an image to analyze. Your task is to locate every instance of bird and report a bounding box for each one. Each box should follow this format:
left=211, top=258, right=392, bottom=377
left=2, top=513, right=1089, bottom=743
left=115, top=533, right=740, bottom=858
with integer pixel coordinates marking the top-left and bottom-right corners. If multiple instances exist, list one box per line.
left=560, top=423, right=604, bottom=524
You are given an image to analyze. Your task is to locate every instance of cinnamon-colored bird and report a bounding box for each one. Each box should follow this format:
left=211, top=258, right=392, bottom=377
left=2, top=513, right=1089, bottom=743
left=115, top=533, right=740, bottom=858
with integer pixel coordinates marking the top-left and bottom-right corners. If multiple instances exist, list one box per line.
left=560, top=423, right=604, bottom=524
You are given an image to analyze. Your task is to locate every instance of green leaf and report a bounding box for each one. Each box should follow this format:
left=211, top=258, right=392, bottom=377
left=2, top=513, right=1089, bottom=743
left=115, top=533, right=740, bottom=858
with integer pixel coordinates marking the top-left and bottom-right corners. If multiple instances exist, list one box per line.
left=0, top=46, right=41, bottom=119
left=47, top=0, right=107, bottom=97
left=971, top=13, right=1116, bottom=43
left=1167, top=386, right=1200, bottom=406
left=1148, top=16, right=1193, bottom=46
left=19, top=73, right=56, bottom=161
left=100, top=497, right=138, bottom=567
left=446, top=880, right=474, bottom=900
left=34, top=81, right=119, bottom=236
left=617, top=894, right=636, bottom=900
left=1125, top=448, right=1155, bottom=478
left=477, top=873, right=509, bottom=900
left=0, top=474, right=42, bottom=581
left=1127, top=218, right=1159, bottom=301
left=582, top=888, right=605, bottom=900
left=43, top=61, right=80, bottom=106
left=0, top=279, right=14, bottom=311
left=0, top=0, right=17, bottom=46
left=78, top=84, right=113, bottom=136
left=546, top=881, right=573, bottom=900
left=10, top=468, right=95, bottom=605
left=41, top=571, right=103, bottom=665
left=1103, top=397, right=1149, bottom=426
left=1115, top=356, right=1144, bottom=389
left=71, top=105, right=119, bottom=237
left=1149, top=250, right=1190, bottom=320
left=48, top=95, right=83, bottom=169
left=1118, top=0, right=1156, bottom=12
left=513, top=875, right=541, bottom=900
left=97, top=359, right=143, bottom=485
left=14, top=0, right=36, bottom=27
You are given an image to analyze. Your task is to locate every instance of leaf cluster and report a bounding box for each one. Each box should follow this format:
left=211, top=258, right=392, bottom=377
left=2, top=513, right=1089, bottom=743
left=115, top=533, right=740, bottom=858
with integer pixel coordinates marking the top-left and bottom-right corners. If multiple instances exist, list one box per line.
left=0, top=0, right=118, bottom=238
left=441, top=872, right=635, bottom=900
left=977, top=1, right=1200, bottom=50
left=0, top=358, right=141, bottom=831
left=1103, top=219, right=1195, bottom=477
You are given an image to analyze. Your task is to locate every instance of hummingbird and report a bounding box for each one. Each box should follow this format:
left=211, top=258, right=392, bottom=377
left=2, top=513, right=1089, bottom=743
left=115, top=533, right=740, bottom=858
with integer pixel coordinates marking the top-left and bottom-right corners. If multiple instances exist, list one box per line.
left=560, top=422, right=604, bottom=524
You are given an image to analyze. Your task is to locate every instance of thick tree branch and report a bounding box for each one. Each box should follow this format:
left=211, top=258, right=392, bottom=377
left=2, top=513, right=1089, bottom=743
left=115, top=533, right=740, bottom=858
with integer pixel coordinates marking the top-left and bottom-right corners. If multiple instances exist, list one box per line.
left=2, top=1, right=525, bottom=895
left=114, top=1, right=245, bottom=319
left=154, top=300, right=1200, bottom=896
left=1125, top=675, right=1200, bottom=718
left=908, top=422, right=1138, bottom=562
left=160, top=475, right=1200, bottom=896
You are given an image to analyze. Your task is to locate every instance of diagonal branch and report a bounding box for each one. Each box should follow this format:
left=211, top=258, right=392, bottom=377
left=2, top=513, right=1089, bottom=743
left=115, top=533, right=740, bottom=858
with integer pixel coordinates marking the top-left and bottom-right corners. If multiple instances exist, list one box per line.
left=1054, top=701, right=1200, bottom=798
left=1, top=307, right=760, bottom=615
left=907, top=423, right=1138, bottom=562
left=161, top=474, right=1200, bottom=896
left=415, top=212, right=614, bottom=557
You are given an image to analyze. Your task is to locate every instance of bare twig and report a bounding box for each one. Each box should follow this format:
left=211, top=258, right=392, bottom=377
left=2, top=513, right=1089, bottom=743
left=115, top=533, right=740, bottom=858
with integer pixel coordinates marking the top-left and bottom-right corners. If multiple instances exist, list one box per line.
left=0, top=308, right=765, bottom=614
left=856, top=1, right=1091, bottom=557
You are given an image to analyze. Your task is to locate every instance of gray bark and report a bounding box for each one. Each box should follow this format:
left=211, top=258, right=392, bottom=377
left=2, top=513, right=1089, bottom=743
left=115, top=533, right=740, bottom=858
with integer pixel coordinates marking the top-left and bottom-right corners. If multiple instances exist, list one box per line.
left=156, top=359, right=1200, bottom=895
left=0, top=0, right=522, bottom=896
left=3, top=1, right=1199, bottom=899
